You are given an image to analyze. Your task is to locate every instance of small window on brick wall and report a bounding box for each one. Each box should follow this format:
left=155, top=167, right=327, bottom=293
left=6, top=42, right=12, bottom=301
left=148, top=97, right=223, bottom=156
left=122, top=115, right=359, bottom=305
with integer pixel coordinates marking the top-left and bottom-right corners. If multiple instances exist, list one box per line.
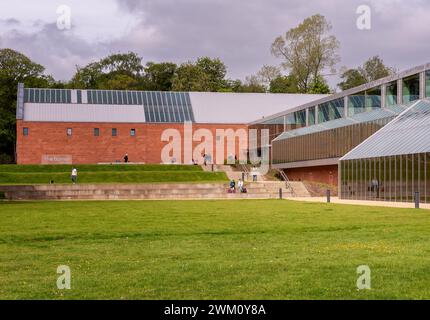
left=67, top=128, right=72, bottom=136
left=23, top=127, right=29, bottom=136
left=94, top=128, right=100, bottom=136
left=112, top=128, right=117, bottom=136
left=130, top=128, right=136, bottom=137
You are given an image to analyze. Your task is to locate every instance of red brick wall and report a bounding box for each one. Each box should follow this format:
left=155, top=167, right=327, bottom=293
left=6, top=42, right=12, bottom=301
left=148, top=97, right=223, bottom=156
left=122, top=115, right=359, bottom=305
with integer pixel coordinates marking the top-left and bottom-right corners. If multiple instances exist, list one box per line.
left=285, top=165, right=339, bottom=186
left=16, top=120, right=248, bottom=164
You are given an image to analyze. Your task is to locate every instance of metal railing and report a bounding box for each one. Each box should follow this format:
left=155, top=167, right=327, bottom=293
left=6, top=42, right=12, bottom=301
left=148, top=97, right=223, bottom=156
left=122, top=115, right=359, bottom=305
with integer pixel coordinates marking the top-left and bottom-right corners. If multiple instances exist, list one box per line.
left=277, top=169, right=296, bottom=197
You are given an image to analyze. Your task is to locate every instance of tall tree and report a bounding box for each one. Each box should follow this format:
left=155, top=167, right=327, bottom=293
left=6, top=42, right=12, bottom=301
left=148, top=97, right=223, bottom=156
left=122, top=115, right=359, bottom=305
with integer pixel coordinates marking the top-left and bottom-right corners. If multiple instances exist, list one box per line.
left=69, top=52, right=144, bottom=89
left=172, top=57, right=228, bottom=92
left=269, top=75, right=299, bottom=93
left=256, top=65, right=282, bottom=91
left=142, top=62, right=177, bottom=91
left=338, top=56, right=394, bottom=90
left=237, top=75, right=266, bottom=93
left=0, top=48, right=52, bottom=163
left=196, top=57, right=227, bottom=92
left=271, top=14, right=340, bottom=93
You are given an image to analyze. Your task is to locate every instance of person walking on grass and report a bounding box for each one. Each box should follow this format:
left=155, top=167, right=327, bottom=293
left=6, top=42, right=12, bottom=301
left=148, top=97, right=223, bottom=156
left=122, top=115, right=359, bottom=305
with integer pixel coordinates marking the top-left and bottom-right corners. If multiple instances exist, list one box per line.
left=71, top=167, right=78, bottom=184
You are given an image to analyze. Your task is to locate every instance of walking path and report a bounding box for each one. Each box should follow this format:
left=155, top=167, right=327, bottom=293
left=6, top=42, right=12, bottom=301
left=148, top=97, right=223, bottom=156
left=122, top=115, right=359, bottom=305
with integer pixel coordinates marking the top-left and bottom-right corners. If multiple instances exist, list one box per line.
left=285, top=196, right=430, bottom=210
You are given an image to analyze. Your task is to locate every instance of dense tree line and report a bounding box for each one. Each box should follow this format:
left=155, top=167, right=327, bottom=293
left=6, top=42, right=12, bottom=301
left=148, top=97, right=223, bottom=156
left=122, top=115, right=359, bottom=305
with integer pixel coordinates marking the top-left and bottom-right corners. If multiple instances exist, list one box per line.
left=0, top=14, right=394, bottom=163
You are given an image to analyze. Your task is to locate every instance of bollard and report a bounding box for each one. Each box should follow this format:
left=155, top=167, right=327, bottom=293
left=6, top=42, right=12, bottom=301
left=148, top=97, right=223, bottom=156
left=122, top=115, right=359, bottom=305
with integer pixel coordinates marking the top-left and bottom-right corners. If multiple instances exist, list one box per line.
left=211, top=164, right=214, bottom=172
left=279, top=188, right=283, bottom=200
left=327, top=189, right=331, bottom=203
left=415, top=192, right=420, bottom=209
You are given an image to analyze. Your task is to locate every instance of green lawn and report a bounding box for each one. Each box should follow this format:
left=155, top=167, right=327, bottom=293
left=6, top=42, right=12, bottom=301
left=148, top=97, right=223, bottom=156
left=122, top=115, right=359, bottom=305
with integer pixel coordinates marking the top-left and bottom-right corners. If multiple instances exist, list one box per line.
left=0, top=164, right=227, bottom=184
left=0, top=199, right=429, bottom=300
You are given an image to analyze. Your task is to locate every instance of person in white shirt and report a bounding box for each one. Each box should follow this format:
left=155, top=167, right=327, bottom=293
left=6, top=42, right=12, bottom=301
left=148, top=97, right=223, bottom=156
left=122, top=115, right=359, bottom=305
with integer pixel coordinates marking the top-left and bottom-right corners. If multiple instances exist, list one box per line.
left=238, top=179, right=244, bottom=193
left=71, top=167, right=78, bottom=184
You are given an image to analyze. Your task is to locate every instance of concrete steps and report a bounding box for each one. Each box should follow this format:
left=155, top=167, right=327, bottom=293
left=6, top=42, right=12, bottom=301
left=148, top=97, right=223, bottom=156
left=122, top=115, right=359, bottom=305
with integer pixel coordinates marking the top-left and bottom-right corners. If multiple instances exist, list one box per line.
left=0, top=182, right=299, bottom=201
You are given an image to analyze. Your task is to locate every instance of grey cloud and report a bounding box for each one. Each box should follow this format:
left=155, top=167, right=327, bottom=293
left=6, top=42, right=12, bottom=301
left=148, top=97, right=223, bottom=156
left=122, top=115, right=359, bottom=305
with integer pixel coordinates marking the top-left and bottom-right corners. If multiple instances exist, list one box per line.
left=2, top=0, right=430, bottom=87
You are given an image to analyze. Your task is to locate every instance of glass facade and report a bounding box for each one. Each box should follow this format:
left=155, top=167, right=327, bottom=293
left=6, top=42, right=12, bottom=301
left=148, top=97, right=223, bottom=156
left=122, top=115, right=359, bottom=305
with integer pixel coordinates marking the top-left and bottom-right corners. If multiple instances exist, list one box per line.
left=403, top=74, right=420, bottom=103
left=340, top=153, right=430, bottom=204
left=318, top=98, right=344, bottom=123
left=272, top=117, right=394, bottom=165
left=386, top=81, right=398, bottom=106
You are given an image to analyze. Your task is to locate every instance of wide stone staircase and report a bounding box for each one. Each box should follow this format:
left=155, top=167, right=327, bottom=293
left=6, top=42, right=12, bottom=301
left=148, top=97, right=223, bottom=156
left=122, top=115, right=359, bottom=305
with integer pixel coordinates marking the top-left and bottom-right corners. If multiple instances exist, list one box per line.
left=0, top=181, right=308, bottom=201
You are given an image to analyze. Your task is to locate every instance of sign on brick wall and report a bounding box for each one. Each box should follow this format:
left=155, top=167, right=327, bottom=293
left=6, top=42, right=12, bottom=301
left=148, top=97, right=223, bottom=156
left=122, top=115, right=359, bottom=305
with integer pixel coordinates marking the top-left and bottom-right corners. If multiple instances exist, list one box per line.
left=42, top=155, right=73, bottom=164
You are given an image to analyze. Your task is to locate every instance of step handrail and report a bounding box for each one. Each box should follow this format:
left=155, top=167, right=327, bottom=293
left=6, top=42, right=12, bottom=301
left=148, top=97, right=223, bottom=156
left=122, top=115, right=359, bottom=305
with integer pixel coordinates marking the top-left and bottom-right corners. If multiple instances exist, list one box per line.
left=240, top=164, right=250, bottom=179
left=277, top=169, right=296, bottom=197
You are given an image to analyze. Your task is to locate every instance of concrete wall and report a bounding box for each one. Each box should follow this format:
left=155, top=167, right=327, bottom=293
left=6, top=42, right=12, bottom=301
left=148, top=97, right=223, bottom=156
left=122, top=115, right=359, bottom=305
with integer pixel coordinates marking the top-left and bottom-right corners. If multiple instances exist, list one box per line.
left=16, top=120, right=248, bottom=164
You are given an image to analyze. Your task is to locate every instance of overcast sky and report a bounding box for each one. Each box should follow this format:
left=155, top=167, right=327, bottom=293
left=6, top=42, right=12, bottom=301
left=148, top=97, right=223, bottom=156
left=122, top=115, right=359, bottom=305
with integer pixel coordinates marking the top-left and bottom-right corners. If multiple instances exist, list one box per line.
left=1, top=0, right=429, bottom=89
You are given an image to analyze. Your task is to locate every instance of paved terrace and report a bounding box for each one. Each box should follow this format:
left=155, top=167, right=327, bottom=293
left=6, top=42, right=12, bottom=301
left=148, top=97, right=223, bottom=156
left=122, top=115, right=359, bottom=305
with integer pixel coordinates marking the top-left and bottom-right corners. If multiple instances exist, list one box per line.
left=286, top=197, right=430, bottom=210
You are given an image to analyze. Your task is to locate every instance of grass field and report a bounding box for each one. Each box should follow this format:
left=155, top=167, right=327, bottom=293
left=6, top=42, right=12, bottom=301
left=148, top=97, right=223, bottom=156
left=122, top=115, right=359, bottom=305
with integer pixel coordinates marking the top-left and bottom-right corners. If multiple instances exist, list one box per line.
left=1, top=199, right=429, bottom=300
left=0, top=164, right=227, bottom=184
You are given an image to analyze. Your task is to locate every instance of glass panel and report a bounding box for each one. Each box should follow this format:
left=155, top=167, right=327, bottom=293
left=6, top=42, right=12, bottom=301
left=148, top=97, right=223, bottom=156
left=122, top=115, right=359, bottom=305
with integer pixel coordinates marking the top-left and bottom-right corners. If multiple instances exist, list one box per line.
left=35, top=89, right=40, bottom=103
left=94, top=128, right=100, bottom=136
left=403, top=74, right=420, bottom=103
left=102, top=91, right=107, bottom=104
left=97, top=90, right=102, bottom=104
left=112, top=128, right=117, bottom=137
left=348, top=91, right=365, bottom=116
left=107, top=91, right=113, bottom=104
left=142, top=92, right=149, bottom=106
left=132, top=91, right=137, bottom=105
left=308, top=106, right=316, bottom=125
left=365, top=87, right=381, bottom=111
left=130, top=129, right=136, bottom=136
left=143, top=105, right=150, bottom=122
left=318, top=98, right=344, bottom=123
left=426, top=71, right=430, bottom=98
left=127, top=91, right=132, bottom=104
left=386, top=81, right=398, bottom=107
left=29, top=89, right=35, bottom=102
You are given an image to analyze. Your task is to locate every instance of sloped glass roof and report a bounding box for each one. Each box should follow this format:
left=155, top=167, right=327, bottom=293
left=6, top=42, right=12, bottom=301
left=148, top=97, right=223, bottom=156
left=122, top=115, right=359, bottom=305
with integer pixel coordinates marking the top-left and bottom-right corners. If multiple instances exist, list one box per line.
left=341, top=99, right=430, bottom=160
left=273, top=103, right=409, bottom=142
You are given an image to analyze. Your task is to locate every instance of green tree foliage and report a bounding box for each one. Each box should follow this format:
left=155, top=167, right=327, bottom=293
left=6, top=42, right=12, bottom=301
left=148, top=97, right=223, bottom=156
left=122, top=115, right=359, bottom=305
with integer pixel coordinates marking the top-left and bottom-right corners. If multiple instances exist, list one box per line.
left=271, top=14, right=340, bottom=93
left=237, top=75, right=266, bottom=93
left=70, top=52, right=144, bottom=89
left=172, top=57, right=228, bottom=92
left=308, top=76, right=331, bottom=94
left=142, top=62, right=177, bottom=91
left=0, top=49, right=53, bottom=163
left=269, top=75, right=299, bottom=93
left=338, top=56, right=394, bottom=91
